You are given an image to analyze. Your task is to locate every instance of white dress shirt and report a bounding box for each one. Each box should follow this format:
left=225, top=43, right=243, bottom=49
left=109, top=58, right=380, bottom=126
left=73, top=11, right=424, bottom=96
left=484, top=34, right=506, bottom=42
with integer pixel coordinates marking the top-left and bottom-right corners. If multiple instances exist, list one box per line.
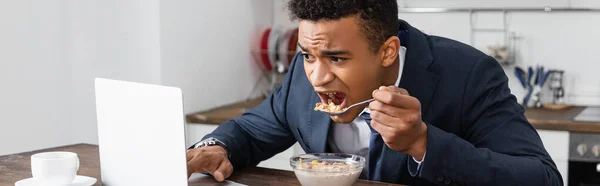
left=327, top=47, right=425, bottom=176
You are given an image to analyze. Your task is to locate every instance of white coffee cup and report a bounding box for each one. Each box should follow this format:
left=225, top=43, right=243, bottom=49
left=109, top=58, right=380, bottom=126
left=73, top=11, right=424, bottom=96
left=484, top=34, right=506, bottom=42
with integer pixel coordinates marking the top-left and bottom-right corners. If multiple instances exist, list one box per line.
left=31, top=151, right=79, bottom=186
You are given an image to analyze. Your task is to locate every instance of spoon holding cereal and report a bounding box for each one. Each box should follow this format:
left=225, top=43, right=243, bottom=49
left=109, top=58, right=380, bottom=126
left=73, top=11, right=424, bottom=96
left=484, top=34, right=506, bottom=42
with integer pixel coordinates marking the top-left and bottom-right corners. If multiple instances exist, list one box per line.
left=314, top=98, right=374, bottom=116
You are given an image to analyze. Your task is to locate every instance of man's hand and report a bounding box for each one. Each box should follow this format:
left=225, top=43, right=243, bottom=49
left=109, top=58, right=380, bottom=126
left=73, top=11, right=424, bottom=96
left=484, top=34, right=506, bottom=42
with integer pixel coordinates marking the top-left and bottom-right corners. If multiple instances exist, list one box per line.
left=369, top=86, right=428, bottom=160
left=186, top=145, right=233, bottom=182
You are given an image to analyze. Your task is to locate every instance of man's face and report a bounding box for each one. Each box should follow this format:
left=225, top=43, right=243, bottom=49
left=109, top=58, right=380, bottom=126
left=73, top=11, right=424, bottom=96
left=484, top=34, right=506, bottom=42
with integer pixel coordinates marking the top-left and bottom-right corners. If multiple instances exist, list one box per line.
left=298, top=16, right=394, bottom=123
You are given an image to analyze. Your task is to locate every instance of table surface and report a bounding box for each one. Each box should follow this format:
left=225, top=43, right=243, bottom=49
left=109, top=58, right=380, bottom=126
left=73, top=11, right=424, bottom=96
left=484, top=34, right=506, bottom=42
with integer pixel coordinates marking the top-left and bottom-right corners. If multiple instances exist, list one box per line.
left=0, top=144, right=400, bottom=186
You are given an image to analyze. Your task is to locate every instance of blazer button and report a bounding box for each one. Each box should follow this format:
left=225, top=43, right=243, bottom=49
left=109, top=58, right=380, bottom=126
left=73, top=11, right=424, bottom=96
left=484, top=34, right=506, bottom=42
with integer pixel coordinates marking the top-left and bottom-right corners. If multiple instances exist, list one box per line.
left=436, top=174, right=444, bottom=182
left=444, top=178, right=452, bottom=185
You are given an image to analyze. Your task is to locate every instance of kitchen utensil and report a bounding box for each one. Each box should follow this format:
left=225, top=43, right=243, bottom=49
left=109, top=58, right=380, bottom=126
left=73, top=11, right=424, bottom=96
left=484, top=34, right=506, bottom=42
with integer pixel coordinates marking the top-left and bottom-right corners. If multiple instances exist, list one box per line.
left=527, top=67, right=534, bottom=86
left=534, top=66, right=540, bottom=85
left=549, top=70, right=565, bottom=104
left=318, top=98, right=374, bottom=116
left=514, top=67, right=527, bottom=88
left=523, top=86, right=533, bottom=107
left=540, top=71, right=552, bottom=86
left=538, top=66, right=546, bottom=86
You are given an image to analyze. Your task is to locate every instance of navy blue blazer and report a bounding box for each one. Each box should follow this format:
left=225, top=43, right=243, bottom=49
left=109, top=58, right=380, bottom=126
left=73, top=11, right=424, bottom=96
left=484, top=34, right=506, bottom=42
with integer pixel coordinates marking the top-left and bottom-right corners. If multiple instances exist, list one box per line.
left=200, top=20, right=562, bottom=185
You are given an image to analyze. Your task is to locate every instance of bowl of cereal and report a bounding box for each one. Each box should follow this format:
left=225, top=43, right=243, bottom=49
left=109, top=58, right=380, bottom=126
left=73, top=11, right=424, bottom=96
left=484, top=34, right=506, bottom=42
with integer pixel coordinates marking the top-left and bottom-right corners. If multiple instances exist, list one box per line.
left=290, top=153, right=366, bottom=186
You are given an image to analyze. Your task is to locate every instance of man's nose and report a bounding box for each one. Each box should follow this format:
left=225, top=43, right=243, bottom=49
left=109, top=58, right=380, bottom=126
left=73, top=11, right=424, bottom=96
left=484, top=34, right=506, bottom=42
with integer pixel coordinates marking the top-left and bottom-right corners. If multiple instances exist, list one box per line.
left=310, top=61, right=335, bottom=87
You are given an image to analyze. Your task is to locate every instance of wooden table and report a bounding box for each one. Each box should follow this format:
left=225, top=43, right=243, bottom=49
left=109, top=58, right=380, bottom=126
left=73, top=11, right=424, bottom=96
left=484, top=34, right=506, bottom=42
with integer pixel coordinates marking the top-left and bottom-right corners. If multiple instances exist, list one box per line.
left=0, top=144, right=399, bottom=186
left=0, top=144, right=101, bottom=186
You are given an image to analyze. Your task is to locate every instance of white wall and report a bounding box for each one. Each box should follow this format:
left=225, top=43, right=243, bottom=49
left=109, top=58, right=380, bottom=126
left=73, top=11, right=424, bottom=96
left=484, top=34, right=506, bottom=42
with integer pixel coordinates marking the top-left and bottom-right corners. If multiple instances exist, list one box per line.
left=0, top=0, right=276, bottom=155
left=396, top=2, right=600, bottom=106
left=398, top=0, right=600, bottom=8
left=276, top=0, right=600, bottom=106
left=398, top=0, right=569, bottom=8
left=0, top=0, right=71, bottom=156
left=2, top=0, right=597, bottom=156
left=66, top=0, right=162, bottom=145
left=160, top=0, right=274, bottom=113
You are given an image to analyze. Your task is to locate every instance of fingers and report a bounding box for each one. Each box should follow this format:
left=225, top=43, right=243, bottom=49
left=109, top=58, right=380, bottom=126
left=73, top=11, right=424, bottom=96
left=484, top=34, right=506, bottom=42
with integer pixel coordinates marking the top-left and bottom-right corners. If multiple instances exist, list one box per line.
left=369, top=118, right=396, bottom=137
left=187, top=149, right=216, bottom=177
left=213, top=160, right=234, bottom=182
left=372, top=87, right=419, bottom=109
left=187, top=163, right=193, bottom=178
left=188, top=153, right=211, bottom=172
left=186, top=147, right=231, bottom=182
left=186, top=149, right=202, bottom=178
left=378, top=86, right=409, bottom=95
left=370, top=110, right=401, bottom=128
left=368, top=101, right=406, bottom=117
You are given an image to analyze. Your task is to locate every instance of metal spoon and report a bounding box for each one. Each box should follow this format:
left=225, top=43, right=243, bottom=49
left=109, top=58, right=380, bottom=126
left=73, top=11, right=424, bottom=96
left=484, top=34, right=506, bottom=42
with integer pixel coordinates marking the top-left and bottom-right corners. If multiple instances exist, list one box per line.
left=319, top=98, right=374, bottom=116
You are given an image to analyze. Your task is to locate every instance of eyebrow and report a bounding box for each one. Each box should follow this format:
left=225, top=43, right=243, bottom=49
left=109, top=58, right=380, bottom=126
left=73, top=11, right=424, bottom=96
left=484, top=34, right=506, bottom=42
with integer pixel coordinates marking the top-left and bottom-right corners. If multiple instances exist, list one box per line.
left=297, top=43, right=308, bottom=52
left=297, top=43, right=350, bottom=56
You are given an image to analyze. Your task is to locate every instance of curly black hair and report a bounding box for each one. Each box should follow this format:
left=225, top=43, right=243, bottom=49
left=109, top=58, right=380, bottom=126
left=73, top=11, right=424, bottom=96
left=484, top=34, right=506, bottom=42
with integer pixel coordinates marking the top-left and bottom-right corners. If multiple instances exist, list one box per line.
left=287, top=0, right=399, bottom=52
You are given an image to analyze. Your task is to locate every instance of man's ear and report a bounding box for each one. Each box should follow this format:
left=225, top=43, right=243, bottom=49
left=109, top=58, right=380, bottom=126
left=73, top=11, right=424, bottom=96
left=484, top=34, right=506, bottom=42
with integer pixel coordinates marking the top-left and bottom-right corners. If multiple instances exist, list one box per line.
left=380, top=36, right=400, bottom=67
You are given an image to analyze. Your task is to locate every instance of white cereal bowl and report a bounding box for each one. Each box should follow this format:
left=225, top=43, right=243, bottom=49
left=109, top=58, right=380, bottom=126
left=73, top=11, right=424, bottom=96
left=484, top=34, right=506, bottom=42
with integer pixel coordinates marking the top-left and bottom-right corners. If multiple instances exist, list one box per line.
left=290, top=153, right=366, bottom=186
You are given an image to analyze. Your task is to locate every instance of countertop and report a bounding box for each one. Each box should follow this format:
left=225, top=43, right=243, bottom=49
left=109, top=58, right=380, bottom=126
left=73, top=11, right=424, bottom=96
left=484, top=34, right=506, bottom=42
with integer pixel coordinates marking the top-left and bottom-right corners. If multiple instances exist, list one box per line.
left=0, top=144, right=399, bottom=186
left=525, top=106, right=600, bottom=133
left=187, top=98, right=600, bottom=133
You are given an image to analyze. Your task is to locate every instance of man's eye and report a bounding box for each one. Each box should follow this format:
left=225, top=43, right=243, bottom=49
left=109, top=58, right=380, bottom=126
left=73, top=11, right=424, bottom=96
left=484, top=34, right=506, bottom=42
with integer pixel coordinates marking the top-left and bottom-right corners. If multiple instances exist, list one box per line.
left=303, top=54, right=315, bottom=61
left=330, top=57, right=347, bottom=63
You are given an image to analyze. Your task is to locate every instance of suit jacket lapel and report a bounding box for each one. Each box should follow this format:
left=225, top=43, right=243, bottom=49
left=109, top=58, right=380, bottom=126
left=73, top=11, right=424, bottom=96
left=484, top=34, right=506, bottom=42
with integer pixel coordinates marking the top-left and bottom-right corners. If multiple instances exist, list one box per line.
left=377, top=20, right=440, bottom=182
left=398, top=62, right=439, bottom=116
left=397, top=20, right=440, bottom=117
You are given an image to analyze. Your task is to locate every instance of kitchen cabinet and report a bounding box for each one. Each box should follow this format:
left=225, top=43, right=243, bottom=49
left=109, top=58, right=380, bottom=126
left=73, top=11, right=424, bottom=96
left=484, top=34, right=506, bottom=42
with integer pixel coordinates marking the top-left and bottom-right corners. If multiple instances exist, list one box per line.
left=537, top=129, right=569, bottom=185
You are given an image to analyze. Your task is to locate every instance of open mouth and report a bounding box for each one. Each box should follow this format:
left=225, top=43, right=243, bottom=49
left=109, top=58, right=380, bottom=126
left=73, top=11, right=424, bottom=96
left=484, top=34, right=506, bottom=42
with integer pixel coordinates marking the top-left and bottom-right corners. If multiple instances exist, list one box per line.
left=314, top=92, right=348, bottom=112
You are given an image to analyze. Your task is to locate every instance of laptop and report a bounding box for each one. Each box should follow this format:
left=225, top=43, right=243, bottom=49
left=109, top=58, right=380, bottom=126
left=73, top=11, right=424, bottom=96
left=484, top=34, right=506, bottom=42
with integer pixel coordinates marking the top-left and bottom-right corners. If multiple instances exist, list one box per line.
left=94, top=78, right=246, bottom=186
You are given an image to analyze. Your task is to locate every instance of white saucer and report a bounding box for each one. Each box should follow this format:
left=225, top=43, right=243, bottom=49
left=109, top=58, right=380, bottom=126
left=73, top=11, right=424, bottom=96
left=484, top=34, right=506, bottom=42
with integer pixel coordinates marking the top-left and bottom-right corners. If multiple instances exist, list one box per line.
left=15, top=175, right=97, bottom=186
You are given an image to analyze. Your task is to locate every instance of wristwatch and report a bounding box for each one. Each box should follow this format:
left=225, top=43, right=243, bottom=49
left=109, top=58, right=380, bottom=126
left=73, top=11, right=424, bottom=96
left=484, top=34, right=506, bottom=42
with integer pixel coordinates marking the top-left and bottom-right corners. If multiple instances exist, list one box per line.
left=191, top=137, right=228, bottom=149
left=189, top=137, right=232, bottom=159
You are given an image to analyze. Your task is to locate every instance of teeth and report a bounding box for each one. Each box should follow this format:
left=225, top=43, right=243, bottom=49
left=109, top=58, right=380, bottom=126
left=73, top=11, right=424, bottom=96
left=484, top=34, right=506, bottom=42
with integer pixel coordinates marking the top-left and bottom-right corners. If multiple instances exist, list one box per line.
left=327, top=99, right=333, bottom=104
left=322, top=92, right=339, bottom=102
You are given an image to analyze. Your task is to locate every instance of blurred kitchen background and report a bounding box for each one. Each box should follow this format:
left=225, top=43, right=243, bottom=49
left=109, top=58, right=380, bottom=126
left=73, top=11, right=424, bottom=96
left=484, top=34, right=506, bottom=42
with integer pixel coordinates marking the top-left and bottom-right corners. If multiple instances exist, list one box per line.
left=1, top=0, right=600, bottom=185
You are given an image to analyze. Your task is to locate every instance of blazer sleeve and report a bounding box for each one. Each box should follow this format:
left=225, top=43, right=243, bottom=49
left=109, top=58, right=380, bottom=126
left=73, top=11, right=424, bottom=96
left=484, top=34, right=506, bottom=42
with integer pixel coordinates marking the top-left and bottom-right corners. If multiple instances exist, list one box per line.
left=416, top=56, right=563, bottom=186
left=195, top=53, right=302, bottom=170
